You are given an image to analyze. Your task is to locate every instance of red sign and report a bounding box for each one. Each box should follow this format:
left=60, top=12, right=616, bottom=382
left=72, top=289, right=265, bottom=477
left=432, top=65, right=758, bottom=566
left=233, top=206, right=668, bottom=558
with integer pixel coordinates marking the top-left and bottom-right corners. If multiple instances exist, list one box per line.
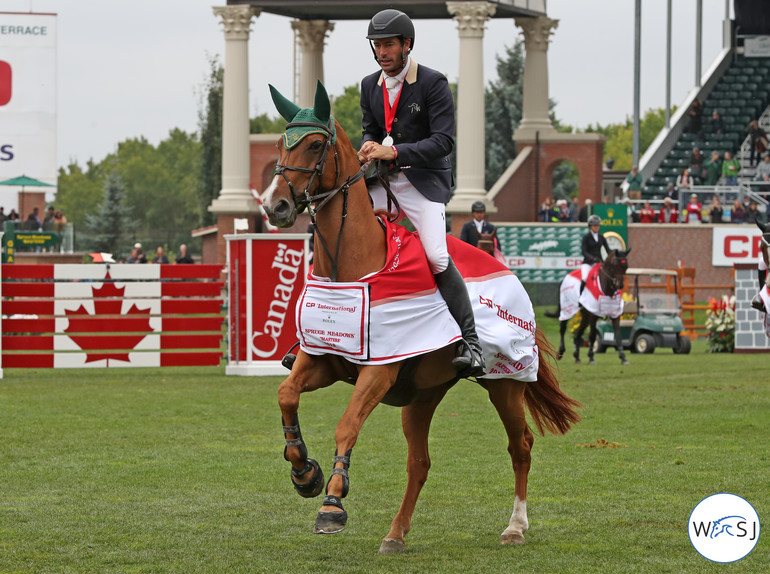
left=227, top=234, right=309, bottom=374
left=0, top=61, right=11, bottom=106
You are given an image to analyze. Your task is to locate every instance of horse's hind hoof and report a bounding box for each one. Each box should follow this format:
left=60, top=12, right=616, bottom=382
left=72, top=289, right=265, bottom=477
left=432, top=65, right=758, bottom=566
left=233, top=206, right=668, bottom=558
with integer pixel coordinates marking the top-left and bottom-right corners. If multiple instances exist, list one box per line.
left=314, top=510, right=347, bottom=534
left=574, top=358, right=581, bottom=364
left=500, top=530, right=526, bottom=545
left=621, top=360, right=630, bottom=366
left=379, top=538, right=406, bottom=553
left=588, top=360, right=597, bottom=365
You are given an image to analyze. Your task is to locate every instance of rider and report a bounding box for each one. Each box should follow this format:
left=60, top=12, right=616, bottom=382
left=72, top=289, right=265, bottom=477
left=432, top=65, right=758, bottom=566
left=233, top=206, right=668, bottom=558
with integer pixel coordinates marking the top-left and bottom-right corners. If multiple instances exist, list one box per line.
left=581, top=214, right=609, bottom=293
left=357, top=9, right=484, bottom=377
left=751, top=225, right=769, bottom=312
left=460, top=201, right=497, bottom=250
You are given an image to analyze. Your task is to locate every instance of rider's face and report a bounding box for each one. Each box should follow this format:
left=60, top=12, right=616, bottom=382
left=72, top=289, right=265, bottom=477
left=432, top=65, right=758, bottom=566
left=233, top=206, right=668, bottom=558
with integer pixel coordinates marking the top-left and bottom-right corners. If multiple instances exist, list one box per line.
left=373, top=37, right=409, bottom=75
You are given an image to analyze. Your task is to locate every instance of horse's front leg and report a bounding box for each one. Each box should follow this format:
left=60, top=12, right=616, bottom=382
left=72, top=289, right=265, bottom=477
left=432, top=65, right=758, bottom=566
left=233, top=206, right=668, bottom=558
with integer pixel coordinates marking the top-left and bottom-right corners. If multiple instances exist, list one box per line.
left=278, top=351, right=338, bottom=498
left=587, top=318, right=598, bottom=365
left=558, top=320, right=567, bottom=359
left=611, top=318, right=629, bottom=365
left=315, top=363, right=401, bottom=535
left=573, top=312, right=589, bottom=363
left=380, top=386, right=450, bottom=553
left=486, top=380, right=532, bottom=545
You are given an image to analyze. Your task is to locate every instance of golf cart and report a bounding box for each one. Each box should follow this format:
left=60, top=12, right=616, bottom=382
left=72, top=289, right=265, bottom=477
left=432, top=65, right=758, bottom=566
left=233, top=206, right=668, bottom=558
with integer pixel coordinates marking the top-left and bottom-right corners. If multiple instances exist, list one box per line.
left=594, top=268, right=691, bottom=355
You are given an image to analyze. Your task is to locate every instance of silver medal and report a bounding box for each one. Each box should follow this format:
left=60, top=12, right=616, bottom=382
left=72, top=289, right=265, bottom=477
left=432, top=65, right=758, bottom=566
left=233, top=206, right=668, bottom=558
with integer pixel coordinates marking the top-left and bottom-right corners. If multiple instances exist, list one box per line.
left=382, top=135, right=394, bottom=146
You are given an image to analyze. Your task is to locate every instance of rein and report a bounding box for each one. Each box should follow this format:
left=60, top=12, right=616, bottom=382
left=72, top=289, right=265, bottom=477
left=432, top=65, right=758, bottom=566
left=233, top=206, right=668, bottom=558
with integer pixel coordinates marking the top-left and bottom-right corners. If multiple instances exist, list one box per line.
left=599, top=262, right=625, bottom=295
left=274, top=118, right=373, bottom=282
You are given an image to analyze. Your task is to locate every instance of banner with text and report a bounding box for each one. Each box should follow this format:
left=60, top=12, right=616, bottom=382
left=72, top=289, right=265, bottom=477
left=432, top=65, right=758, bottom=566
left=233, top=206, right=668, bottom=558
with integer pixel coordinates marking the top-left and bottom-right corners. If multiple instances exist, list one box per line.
left=712, top=226, right=765, bottom=266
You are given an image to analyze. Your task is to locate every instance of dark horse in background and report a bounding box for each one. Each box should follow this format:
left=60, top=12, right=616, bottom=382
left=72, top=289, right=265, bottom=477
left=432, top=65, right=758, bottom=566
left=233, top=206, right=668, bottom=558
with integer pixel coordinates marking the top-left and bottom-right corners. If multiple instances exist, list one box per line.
left=552, top=250, right=631, bottom=365
left=259, top=81, right=580, bottom=553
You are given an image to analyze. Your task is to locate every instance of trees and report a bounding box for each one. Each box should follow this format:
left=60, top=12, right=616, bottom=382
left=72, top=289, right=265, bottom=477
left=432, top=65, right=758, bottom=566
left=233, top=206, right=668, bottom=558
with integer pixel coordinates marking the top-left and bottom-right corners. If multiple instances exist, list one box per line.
left=197, top=56, right=223, bottom=226
left=84, top=169, right=135, bottom=256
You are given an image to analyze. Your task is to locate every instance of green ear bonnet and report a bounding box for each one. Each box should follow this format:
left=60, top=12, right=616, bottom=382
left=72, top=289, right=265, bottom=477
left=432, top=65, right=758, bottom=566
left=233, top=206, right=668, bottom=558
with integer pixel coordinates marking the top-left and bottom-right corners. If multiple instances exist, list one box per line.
left=269, top=80, right=336, bottom=149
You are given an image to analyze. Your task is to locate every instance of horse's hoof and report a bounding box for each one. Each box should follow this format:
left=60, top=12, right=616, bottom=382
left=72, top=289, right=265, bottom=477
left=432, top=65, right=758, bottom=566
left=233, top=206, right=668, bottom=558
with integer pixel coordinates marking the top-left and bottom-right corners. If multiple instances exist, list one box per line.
left=379, top=538, right=406, bottom=553
left=588, top=360, right=597, bottom=365
left=314, top=510, right=347, bottom=534
left=501, top=530, right=526, bottom=545
left=621, top=360, right=630, bottom=366
left=574, top=358, right=581, bottom=364
left=291, top=458, right=324, bottom=498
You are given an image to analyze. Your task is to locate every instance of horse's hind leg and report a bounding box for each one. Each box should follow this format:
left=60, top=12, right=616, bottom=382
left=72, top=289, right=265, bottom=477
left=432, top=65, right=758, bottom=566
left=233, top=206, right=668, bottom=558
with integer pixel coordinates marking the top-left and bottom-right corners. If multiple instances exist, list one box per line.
left=277, top=352, right=337, bottom=498
left=486, top=380, right=533, bottom=545
left=557, top=320, right=567, bottom=359
left=380, top=386, right=450, bottom=554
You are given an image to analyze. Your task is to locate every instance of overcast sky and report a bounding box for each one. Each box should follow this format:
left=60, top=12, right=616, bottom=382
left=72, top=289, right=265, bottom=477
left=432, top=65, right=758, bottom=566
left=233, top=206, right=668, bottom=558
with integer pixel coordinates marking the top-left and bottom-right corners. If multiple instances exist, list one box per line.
left=6, top=0, right=731, bottom=170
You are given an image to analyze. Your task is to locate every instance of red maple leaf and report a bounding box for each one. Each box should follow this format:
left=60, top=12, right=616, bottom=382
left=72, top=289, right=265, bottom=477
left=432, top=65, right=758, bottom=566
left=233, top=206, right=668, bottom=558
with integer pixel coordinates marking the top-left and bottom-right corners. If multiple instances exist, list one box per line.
left=64, top=271, right=154, bottom=364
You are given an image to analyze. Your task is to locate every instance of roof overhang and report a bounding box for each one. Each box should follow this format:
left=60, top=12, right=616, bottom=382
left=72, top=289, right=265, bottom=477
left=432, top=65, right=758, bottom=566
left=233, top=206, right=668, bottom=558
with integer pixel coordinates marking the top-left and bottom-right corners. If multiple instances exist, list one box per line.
left=226, top=0, right=547, bottom=21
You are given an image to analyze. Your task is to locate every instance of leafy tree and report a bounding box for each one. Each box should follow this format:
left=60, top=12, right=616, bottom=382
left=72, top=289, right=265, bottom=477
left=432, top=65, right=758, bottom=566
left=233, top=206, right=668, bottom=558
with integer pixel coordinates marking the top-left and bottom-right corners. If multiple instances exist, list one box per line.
left=84, top=169, right=136, bottom=256
left=197, top=55, right=223, bottom=226
left=331, top=85, right=364, bottom=150
left=55, top=160, right=104, bottom=227
left=250, top=113, right=285, bottom=134
left=584, top=107, right=671, bottom=172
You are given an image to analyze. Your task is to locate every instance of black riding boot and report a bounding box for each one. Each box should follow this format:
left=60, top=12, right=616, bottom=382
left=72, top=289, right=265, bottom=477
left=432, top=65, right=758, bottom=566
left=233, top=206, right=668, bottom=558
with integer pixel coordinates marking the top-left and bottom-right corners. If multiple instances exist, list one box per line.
left=434, top=259, right=486, bottom=378
left=579, top=280, right=586, bottom=295
left=751, top=269, right=766, bottom=312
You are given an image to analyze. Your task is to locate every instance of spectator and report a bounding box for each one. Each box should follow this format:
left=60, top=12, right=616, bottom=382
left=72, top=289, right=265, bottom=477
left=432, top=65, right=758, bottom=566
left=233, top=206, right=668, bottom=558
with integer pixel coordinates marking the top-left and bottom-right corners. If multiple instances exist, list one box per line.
left=745, top=120, right=768, bottom=167
left=53, top=210, right=67, bottom=233
left=152, top=246, right=169, bottom=264
left=755, top=153, right=770, bottom=193
left=555, top=199, right=571, bottom=222
left=578, top=198, right=592, bottom=222
left=664, top=182, right=678, bottom=202
left=676, top=168, right=694, bottom=192
left=568, top=196, right=579, bottom=222
left=709, top=110, right=724, bottom=134
left=42, top=206, right=55, bottom=231
left=175, top=244, right=194, bottom=264
left=25, top=207, right=41, bottom=230
left=687, top=100, right=703, bottom=135
left=704, top=151, right=723, bottom=186
left=722, top=152, right=740, bottom=186
left=127, top=242, right=147, bottom=264
left=689, top=147, right=705, bottom=179
left=639, top=201, right=656, bottom=223
left=745, top=201, right=762, bottom=224
left=8, top=208, right=19, bottom=221
left=684, top=193, right=702, bottom=224
left=0, top=207, right=6, bottom=224
left=538, top=197, right=558, bottom=222
left=707, top=195, right=724, bottom=223
left=658, top=197, right=678, bottom=223
left=625, top=165, right=644, bottom=199
left=730, top=200, right=745, bottom=224
left=624, top=199, right=639, bottom=223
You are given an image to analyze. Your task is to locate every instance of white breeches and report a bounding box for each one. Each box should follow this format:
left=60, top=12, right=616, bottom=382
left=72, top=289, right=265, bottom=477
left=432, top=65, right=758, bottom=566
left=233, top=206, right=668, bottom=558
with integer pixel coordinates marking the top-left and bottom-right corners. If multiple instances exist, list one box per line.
left=368, top=171, right=449, bottom=273
left=581, top=263, right=592, bottom=282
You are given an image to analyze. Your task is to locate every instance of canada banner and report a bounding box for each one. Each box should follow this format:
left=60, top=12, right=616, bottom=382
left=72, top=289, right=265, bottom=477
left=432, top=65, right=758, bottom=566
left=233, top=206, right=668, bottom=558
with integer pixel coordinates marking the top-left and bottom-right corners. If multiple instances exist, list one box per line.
left=1, top=264, right=225, bottom=369
left=226, top=233, right=310, bottom=376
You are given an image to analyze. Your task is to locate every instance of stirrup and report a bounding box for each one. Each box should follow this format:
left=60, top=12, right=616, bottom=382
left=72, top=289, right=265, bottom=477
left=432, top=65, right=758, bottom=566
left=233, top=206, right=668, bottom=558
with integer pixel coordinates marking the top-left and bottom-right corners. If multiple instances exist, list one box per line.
left=451, top=339, right=485, bottom=378
left=751, top=293, right=766, bottom=313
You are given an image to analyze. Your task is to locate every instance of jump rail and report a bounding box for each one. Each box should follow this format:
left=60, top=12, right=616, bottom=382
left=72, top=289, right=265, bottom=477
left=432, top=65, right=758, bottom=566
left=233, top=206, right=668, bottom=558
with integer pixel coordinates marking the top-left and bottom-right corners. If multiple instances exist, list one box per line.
left=1, top=264, right=226, bottom=369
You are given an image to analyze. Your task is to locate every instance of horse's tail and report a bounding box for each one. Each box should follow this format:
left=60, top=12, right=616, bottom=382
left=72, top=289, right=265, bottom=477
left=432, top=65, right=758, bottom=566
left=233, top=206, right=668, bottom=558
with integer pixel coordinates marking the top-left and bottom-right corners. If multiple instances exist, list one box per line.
left=524, top=328, right=581, bottom=435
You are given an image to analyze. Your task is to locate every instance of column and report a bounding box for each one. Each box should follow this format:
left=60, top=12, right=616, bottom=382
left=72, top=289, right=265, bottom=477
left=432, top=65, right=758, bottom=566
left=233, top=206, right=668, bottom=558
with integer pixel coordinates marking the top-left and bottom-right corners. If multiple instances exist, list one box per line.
left=291, top=20, right=335, bottom=108
left=210, top=5, right=260, bottom=216
left=446, top=1, right=496, bottom=213
left=513, top=17, right=558, bottom=141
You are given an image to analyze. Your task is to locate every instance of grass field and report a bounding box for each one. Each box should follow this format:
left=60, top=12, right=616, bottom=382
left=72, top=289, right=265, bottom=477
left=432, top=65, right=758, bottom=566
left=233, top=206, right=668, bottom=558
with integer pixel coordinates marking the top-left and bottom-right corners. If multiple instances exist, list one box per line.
left=1, top=309, right=768, bottom=573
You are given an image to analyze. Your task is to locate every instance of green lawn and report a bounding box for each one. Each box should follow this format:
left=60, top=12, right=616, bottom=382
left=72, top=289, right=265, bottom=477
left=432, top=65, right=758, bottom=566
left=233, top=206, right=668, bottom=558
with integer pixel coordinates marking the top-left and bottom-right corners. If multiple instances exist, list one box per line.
left=1, top=311, right=767, bottom=573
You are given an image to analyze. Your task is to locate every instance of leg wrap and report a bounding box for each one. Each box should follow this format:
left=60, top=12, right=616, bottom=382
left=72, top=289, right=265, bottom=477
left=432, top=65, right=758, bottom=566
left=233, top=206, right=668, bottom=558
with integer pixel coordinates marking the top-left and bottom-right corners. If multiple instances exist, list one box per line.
left=282, top=414, right=307, bottom=462
left=326, top=449, right=352, bottom=499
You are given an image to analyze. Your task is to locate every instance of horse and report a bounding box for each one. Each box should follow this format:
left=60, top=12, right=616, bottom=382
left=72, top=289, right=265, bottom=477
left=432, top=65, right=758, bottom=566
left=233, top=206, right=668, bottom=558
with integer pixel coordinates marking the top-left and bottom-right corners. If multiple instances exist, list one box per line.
left=260, top=81, right=580, bottom=552
left=554, top=250, right=631, bottom=365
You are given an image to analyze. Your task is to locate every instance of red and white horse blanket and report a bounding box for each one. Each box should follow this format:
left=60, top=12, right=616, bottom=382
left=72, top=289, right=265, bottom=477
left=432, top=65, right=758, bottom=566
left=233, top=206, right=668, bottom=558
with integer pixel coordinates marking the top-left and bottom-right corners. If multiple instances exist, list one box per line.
left=558, top=264, right=624, bottom=322
left=296, top=218, right=539, bottom=382
left=759, top=284, right=770, bottom=336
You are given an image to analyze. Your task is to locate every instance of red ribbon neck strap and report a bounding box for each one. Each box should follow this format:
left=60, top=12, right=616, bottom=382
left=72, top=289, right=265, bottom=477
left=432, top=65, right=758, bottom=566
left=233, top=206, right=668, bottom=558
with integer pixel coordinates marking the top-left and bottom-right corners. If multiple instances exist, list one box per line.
left=382, top=79, right=404, bottom=136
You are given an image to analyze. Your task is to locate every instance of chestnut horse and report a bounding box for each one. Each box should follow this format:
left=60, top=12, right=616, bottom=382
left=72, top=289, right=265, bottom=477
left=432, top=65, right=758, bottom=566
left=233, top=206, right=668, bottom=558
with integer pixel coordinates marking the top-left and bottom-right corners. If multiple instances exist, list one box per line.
left=555, top=250, right=631, bottom=365
left=260, top=81, right=580, bottom=552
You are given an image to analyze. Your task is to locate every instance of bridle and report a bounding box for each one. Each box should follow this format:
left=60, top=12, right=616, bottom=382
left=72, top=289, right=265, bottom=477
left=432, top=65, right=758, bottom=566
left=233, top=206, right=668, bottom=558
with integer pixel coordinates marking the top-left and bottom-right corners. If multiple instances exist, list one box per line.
left=273, top=117, right=371, bottom=282
left=600, top=256, right=627, bottom=295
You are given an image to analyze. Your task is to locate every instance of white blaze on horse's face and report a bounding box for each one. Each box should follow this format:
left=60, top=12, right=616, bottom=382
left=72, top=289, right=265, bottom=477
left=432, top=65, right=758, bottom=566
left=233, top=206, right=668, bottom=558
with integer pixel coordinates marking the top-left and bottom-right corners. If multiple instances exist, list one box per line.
left=260, top=174, right=293, bottom=227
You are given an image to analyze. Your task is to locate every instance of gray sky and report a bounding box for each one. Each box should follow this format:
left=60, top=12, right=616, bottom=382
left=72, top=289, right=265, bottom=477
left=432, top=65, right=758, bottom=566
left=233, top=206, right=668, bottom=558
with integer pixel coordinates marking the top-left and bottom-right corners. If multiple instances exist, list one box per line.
left=6, top=0, right=731, bottom=170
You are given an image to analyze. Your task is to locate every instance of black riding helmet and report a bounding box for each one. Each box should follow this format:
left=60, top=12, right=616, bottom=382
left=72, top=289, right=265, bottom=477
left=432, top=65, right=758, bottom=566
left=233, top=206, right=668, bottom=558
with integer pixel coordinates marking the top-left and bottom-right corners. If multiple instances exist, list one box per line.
left=471, top=201, right=486, bottom=212
left=366, top=9, right=414, bottom=65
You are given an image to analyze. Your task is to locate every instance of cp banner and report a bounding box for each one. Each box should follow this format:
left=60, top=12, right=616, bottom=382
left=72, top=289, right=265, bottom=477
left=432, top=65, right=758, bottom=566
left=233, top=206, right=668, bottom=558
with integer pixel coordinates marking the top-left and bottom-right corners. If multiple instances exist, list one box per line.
left=226, top=233, right=309, bottom=376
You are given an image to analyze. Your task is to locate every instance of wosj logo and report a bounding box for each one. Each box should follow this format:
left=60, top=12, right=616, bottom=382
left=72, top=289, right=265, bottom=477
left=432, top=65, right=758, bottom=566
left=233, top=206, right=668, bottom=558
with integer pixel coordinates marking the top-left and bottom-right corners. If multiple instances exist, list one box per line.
left=689, top=493, right=760, bottom=563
